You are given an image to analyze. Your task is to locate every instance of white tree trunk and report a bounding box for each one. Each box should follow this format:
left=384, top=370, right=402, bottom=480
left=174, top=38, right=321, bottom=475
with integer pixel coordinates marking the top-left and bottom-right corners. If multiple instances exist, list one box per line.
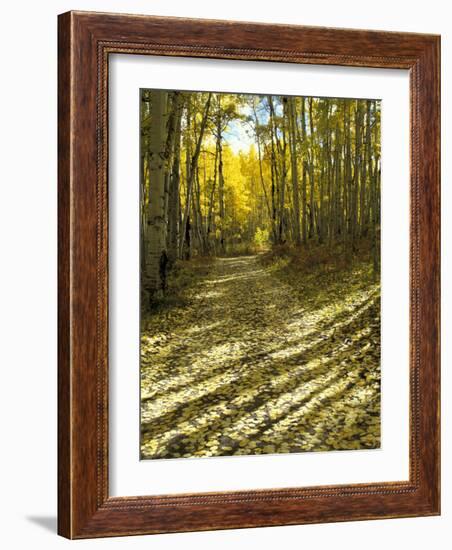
left=288, top=97, right=301, bottom=245
left=144, top=90, right=168, bottom=301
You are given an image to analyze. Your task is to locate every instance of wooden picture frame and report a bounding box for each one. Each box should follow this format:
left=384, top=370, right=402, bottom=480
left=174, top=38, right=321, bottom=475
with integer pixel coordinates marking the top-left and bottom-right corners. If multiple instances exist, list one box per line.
left=58, top=10, right=440, bottom=539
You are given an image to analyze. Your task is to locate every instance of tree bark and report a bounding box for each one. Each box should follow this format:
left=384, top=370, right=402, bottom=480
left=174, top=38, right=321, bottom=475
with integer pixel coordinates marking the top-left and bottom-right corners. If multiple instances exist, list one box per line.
left=288, top=97, right=301, bottom=245
left=218, top=104, right=226, bottom=253
left=143, top=90, right=169, bottom=302
left=308, top=98, right=316, bottom=240
left=166, top=93, right=183, bottom=265
left=179, top=93, right=212, bottom=257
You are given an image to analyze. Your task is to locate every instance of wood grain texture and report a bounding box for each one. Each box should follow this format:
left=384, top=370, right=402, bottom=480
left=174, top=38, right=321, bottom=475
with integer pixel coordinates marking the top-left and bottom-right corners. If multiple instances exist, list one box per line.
left=57, top=11, right=72, bottom=539
left=57, top=10, right=440, bottom=539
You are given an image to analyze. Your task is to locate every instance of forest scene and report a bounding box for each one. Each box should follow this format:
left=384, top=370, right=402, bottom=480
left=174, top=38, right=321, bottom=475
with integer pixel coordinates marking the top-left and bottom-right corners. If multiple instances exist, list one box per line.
left=140, top=89, right=381, bottom=460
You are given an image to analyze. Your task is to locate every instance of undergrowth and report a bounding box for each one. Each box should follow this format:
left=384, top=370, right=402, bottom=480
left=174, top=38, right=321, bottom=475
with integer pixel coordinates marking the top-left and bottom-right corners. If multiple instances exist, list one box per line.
left=259, top=239, right=378, bottom=301
left=144, top=257, right=215, bottom=315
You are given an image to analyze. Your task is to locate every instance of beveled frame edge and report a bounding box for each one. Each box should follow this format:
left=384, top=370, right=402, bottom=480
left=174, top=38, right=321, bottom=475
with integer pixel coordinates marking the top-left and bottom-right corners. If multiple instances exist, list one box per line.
left=57, top=10, right=440, bottom=539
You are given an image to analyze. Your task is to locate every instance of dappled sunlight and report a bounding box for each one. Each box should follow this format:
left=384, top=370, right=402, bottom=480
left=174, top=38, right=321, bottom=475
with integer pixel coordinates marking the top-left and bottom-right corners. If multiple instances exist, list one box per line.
left=141, top=254, right=380, bottom=459
left=203, top=269, right=268, bottom=285
left=141, top=289, right=376, bottom=410
left=217, top=255, right=258, bottom=263
left=193, top=289, right=224, bottom=299
left=139, top=89, right=381, bottom=460
left=184, top=321, right=223, bottom=335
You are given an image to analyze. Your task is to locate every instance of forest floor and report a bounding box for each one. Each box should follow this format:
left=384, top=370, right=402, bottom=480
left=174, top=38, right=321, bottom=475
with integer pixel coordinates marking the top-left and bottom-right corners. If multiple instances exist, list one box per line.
left=140, top=247, right=381, bottom=459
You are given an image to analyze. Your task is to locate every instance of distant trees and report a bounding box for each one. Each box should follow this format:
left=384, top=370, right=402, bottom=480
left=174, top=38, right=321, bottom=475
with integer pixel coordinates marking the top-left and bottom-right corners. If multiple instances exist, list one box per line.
left=141, top=90, right=381, bottom=304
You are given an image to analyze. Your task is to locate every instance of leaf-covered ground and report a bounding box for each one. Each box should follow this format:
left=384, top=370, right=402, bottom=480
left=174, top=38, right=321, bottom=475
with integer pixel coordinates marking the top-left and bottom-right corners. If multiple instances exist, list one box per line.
left=141, top=252, right=380, bottom=459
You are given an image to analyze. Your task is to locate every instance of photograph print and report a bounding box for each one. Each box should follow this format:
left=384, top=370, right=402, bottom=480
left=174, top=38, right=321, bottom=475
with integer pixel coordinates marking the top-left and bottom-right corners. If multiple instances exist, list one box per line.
left=140, top=89, right=381, bottom=460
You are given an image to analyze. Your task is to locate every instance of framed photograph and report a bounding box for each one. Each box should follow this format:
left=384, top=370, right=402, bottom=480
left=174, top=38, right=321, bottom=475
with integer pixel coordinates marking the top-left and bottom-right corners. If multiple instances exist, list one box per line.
left=58, top=11, right=440, bottom=538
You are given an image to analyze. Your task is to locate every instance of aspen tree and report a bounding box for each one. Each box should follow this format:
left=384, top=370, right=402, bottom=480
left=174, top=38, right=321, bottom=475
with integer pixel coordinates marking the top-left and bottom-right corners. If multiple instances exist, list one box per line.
left=143, top=90, right=169, bottom=301
left=288, top=97, right=301, bottom=245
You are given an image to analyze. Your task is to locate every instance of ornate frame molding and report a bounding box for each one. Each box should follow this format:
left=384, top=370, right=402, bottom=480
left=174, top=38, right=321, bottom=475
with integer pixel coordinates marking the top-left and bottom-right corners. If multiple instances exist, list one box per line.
left=58, top=11, right=440, bottom=538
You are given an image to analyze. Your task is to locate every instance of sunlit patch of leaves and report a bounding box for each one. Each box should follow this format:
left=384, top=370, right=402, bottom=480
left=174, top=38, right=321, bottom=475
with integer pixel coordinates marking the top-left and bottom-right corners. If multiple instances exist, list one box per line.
left=141, top=248, right=380, bottom=460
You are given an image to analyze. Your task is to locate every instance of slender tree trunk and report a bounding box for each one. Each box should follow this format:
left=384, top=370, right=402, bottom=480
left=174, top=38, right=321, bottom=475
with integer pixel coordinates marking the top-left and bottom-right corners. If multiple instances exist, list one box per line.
left=371, top=101, right=381, bottom=278
left=278, top=98, right=288, bottom=243
left=162, top=93, right=180, bottom=244
left=140, top=152, right=148, bottom=274
left=308, top=98, right=315, bottom=239
left=288, top=97, right=301, bottom=245
left=351, top=100, right=362, bottom=248
left=270, top=158, right=278, bottom=244
left=361, top=99, right=372, bottom=236
left=319, top=163, right=324, bottom=243
left=218, top=129, right=226, bottom=253
left=345, top=102, right=353, bottom=245
left=167, top=102, right=182, bottom=265
left=300, top=98, right=308, bottom=244
left=252, top=102, right=272, bottom=219
left=179, top=93, right=212, bottom=257
left=194, top=159, right=208, bottom=254
left=268, top=96, right=280, bottom=244
left=207, top=141, right=219, bottom=252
